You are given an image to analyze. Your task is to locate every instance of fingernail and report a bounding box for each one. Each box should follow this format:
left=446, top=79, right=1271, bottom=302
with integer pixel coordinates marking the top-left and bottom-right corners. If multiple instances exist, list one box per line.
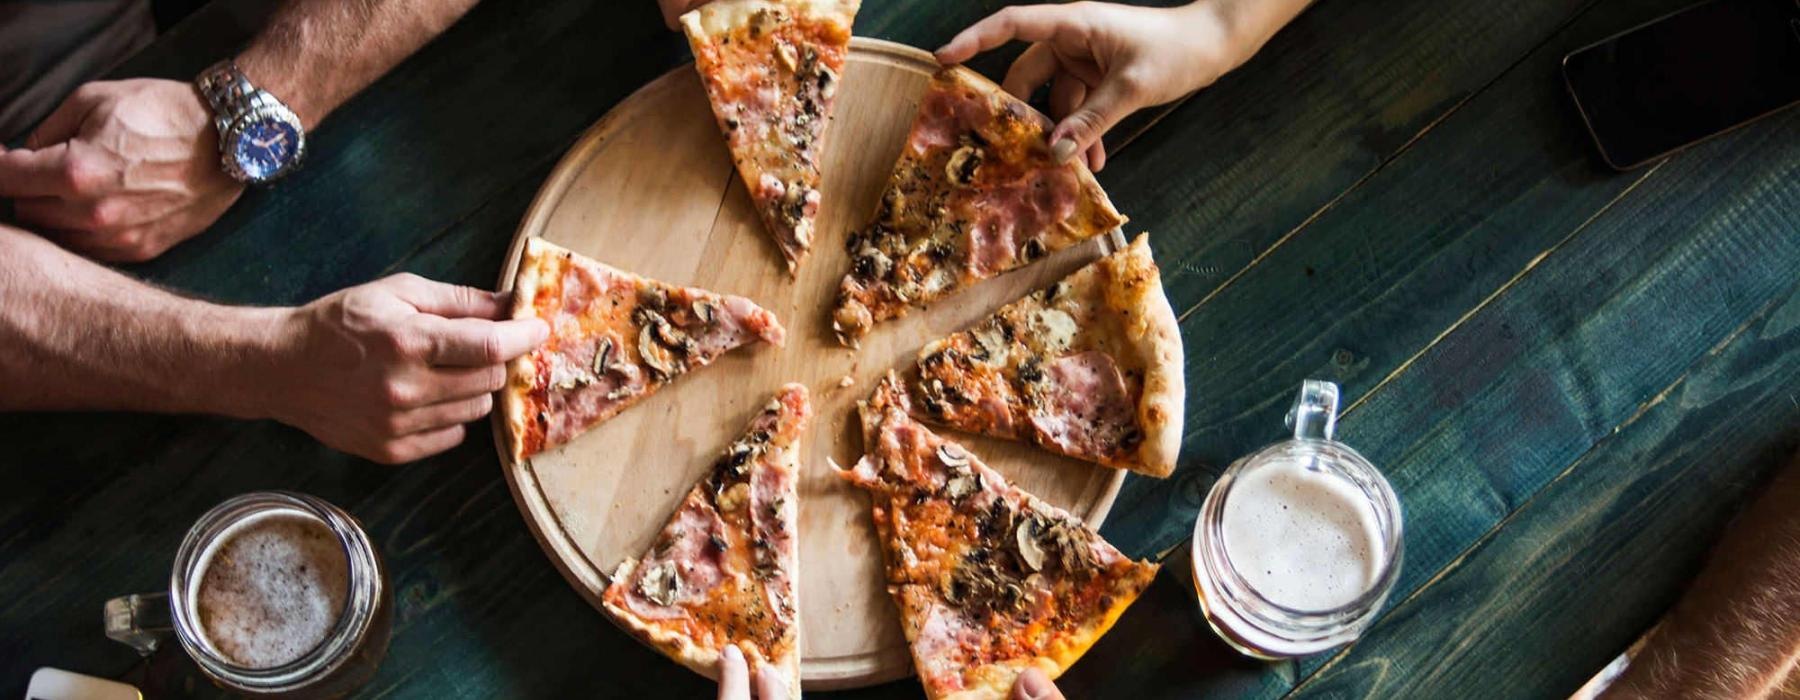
left=1050, top=138, right=1079, bottom=164
left=1015, top=668, right=1054, bottom=700
left=724, top=645, right=744, bottom=663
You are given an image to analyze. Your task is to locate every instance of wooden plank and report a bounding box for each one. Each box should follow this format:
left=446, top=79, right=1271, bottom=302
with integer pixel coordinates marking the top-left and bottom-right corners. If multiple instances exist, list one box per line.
left=1099, top=0, right=1734, bottom=558
left=1289, top=279, right=1800, bottom=698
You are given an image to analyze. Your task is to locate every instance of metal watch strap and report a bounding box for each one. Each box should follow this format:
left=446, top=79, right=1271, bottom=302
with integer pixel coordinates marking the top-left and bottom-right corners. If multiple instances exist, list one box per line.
left=196, top=60, right=259, bottom=135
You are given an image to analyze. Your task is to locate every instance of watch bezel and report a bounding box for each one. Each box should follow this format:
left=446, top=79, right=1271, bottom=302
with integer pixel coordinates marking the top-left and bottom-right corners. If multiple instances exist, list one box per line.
left=219, top=99, right=307, bottom=185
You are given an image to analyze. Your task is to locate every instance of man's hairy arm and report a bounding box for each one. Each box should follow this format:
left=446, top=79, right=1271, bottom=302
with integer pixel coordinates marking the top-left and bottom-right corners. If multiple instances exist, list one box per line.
left=238, top=0, right=483, bottom=128
left=1601, top=452, right=1800, bottom=699
left=0, top=226, right=282, bottom=415
left=0, top=225, right=546, bottom=464
left=0, top=0, right=483, bottom=261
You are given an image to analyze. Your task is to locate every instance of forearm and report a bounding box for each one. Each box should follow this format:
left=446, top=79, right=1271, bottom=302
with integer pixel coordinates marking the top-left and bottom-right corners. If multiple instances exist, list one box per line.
left=236, top=0, right=482, bottom=128
left=0, top=227, right=289, bottom=418
left=1602, top=453, right=1800, bottom=698
left=1188, top=0, right=1313, bottom=71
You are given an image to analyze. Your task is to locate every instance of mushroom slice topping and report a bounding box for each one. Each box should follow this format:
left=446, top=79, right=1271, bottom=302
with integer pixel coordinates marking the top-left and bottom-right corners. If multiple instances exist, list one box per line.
left=638, top=324, right=680, bottom=379
left=637, top=560, right=683, bottom=607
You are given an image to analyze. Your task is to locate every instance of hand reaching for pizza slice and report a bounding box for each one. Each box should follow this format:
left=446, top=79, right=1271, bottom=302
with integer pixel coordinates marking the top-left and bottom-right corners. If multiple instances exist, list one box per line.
left=935, top=0, right=1311, bottom=171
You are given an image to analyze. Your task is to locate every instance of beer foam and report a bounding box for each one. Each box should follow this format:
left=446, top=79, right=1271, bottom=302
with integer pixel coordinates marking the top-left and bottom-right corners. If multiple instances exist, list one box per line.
left=194, top=510, right=350, bottom=669
left=1220, top=456, right=1385, bottom=611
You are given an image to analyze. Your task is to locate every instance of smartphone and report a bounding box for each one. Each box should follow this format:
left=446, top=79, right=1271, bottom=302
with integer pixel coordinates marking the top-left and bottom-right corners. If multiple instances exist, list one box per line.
left=1562, top=0, right=1800, bottom=170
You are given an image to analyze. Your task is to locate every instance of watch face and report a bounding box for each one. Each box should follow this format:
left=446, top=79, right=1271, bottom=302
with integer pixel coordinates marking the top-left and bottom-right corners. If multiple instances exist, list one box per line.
left=231, top=117, right=302, bottom=181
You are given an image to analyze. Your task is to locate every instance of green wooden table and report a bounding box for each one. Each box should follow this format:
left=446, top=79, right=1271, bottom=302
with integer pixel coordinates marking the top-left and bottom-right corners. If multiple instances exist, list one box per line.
left=4, top=0, right=1797, bottom=697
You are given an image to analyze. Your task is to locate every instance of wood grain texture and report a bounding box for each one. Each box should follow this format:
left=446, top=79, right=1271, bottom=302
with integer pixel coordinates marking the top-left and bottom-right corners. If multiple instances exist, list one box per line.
left=492, top=40, right=1124, bottom=689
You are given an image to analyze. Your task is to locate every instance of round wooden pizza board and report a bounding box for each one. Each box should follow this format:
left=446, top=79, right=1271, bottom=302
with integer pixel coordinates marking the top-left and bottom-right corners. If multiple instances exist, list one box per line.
left=493, top=38, right=1126, bottom=690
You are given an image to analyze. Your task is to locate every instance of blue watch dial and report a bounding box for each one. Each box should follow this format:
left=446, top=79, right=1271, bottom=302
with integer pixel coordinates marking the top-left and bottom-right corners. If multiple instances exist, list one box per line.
left=232, top=118, right=301, bottom=181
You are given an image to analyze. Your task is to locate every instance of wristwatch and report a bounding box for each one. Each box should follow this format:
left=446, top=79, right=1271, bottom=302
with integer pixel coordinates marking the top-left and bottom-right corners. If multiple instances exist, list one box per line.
left=195, top=60, right=306, bottom=184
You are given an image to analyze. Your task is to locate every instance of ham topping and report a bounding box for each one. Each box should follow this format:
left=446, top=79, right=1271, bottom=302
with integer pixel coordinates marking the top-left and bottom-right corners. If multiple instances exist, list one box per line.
left=624, top=498, right=728, bottom=620
left=1027, top=351, right=1139, bottom=459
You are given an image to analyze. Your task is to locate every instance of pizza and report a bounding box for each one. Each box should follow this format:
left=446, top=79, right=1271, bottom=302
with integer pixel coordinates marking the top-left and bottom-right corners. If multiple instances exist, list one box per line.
left=503, top=238, right=786, bottom=462
left=602, top=384, right=811, bottom=698
left=839, top=373, right=1160, bottom=700
left=903, top=234, right=1183, bottom=477
left=830, top=66, right=1127, bottom=347
left=682, top=0, right=860, bottom=274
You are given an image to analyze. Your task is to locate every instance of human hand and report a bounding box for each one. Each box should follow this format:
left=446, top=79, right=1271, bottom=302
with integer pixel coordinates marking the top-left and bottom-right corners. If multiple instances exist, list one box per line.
left=261, top=273, right=548, bottom=464
left=0, top=79, right=243, bottom=262
left=936, top=1, right=1250, bottom=172
left=1012, top=668, right=1065, bottom=700
left=657, top=0, right=711, bottom=29
left=716, top=645, right=789, bottom=700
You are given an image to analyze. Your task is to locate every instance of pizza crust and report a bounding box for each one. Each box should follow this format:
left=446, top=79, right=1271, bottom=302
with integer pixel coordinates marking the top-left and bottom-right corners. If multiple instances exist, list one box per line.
left=681, top=0, right=857, bottom=38
left=501, top=237, right=557, bottom=465
left=1108, top=234, right=1184, bottom=478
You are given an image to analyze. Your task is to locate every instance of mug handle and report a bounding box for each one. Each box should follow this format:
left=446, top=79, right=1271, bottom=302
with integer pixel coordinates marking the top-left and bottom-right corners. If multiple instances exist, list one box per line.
left=104, top=592, right=173, bottom=655
left=1286, top=379, right=1341, bottom=441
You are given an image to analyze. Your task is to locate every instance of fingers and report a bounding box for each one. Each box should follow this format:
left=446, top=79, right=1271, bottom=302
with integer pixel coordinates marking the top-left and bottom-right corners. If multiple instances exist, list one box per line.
left=384, top=273, right=510, bottom=319
left=0, top=144, right=77, bottom=198
left=1049, top=76, right=1141, bottom=166
left=417, top=316, right=548, bottom=367
left=936, top=4, right=1073, bottom=65
left=369, top=424, right=467, bottom=465
left=717, top=645, right=750, bottom=700
left=1048, top=75, right=1108, bottom=171
left=1002, top=43, right=1059, bottom=101
left=753, top=662, right=789, bottom=700
left=25, top=84, right=101, bottom=148
left=389, top=394, right=493, bottom=436
left=417, top=365, right=508, bottom=404
left=1011, top=667, right=1065, bottom=700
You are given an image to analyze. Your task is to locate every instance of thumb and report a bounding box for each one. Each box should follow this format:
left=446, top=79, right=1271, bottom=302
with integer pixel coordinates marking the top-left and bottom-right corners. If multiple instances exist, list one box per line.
left=1011, top=667, right=1065, bottom=700
left=1047, top=77, right=1140, bottom=166
left=717, top=645, right=751, bottom=700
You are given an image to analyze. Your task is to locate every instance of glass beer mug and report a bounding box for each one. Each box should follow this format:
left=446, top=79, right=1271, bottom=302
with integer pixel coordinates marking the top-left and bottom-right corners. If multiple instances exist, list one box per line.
left=1190, top=380, right=1404, bottom=658
left=105, top=491, right=393, bottom=697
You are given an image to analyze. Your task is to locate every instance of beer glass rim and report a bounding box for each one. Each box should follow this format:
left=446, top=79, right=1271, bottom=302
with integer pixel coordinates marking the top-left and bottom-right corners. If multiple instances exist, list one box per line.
left=167, top=491, right=381, bottom=692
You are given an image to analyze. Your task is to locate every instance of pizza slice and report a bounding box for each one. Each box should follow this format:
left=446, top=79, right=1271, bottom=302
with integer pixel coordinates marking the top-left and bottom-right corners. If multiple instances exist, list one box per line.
left=602, top=384, right=810, bottom=698
left=503, top=238, right=786, bottom=461
left=682, top=0, right=860, bottom=274
left=904, top=234, right=1183, bottom=477
left=839, top=374, right=1159, bottom=700
left=830, top=66, right=1127, bottom=346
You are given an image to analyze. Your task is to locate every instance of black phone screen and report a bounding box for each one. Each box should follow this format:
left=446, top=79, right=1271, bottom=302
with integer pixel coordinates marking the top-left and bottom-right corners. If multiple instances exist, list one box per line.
left=1562, top=0, right=1800, bottom=169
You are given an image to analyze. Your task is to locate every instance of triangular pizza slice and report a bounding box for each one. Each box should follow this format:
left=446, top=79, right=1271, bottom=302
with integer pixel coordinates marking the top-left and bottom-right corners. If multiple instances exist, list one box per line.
left=503, top=238, right=786, bottom=461
left=839, top=374, right=1159, bottom=700
left=602, top=384, right=811, bottom=698
left=682, top=0, right=860, bottom=274
left=831, top=66, right=1126, bottom=346
left=903, top=233, right=1183, bottom=477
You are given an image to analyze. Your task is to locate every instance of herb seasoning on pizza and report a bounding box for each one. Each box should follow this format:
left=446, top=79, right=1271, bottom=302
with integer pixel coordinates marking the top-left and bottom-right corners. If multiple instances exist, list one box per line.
left=502, top=238, right=786, bottom=462
left=840, top=374, right=1158, bottom=700
left=831, top=66, right=1126, bottom=346
left=907, top=234, right=1183, bottom=477
left=602, top=384, right=810, bottom=699
left=682, top=0, right=860, bottom=275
